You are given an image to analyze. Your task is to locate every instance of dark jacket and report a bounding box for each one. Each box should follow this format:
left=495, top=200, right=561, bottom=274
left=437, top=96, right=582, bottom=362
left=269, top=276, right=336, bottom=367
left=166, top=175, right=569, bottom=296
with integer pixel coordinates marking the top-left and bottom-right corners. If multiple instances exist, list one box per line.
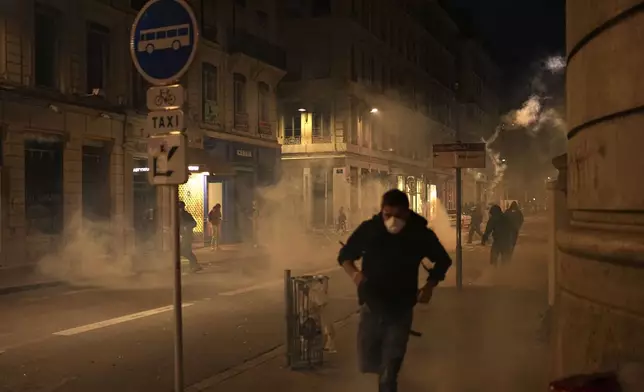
left=180, top=209, right=197, bottom=243
left=505, top=202, right=524, bottom=233
left=482, top=205, right=513, bottom=249
left=470, top=208, right=483, bottom=226
left=337, top=211, right=452, bottom=313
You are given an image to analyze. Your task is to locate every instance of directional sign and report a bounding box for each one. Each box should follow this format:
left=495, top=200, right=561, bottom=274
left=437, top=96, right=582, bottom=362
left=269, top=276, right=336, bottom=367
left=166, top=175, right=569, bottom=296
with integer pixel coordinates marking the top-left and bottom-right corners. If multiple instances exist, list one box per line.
left=147, top=84, right=185, bottom=110
left=433, top=142, right=486, bottom=168
left=130, top=0, right=200, bottom=85
left=148, top=133, right=188, bottom=185
left=147, top=109, right=185, bottom=134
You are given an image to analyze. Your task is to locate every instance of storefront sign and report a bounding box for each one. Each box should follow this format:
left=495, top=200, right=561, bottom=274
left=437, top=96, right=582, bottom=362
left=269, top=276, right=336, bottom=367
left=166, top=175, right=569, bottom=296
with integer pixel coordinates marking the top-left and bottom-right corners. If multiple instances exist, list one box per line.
left=236, top=149, right=253, bottom=158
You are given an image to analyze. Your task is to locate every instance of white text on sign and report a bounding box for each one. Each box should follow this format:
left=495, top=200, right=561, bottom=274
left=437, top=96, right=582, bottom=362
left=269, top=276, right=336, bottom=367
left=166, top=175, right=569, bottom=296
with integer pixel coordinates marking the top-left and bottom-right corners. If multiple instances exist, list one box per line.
left=146, top=109, right=185, bottom=134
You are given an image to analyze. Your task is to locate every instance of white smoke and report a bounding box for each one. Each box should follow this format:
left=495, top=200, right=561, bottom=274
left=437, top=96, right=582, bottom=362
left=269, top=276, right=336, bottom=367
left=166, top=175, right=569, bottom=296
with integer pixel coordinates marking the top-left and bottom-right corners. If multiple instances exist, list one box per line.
left=482, top=55, right=567, bottom=199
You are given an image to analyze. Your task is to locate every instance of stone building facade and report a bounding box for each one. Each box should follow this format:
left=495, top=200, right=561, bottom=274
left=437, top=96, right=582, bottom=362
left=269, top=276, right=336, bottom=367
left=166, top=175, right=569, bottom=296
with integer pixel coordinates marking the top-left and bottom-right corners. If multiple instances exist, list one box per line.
left=0, top=0, right=284, bottom=282
left=552, top=0, right=644, bottom=377
left=276, top=0, right=500, bottom=229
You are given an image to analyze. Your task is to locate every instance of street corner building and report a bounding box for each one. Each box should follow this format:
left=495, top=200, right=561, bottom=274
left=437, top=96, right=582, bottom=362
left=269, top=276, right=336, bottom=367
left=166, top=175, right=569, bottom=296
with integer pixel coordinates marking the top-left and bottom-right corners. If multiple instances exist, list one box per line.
left=0, top=0, right=285, bottom=282
left=274, top=0, right=500, bottom=230
left=550, top=0, right=644, bottom=378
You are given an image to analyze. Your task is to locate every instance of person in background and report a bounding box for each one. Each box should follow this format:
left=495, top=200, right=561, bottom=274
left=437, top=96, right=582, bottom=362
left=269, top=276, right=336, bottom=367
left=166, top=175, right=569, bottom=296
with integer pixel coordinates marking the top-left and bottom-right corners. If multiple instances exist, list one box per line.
left=337, top=206, right=347, bottom=232
left=338, top=189, right=452, bottom=392
left=208, top=203, right=222, bottom=251
left=481, top=204, right=513, bottom=266
left=178, top=201, right=202, bottom=272
left=467, top=204, right=484, bottom=244
left=505, top=201, right=525, bottom=257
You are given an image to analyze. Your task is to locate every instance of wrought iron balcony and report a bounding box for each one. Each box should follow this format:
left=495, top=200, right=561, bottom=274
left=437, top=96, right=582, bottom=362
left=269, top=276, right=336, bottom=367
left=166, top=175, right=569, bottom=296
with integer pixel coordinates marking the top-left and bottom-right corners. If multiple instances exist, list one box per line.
left=228, top=29, right=286, bottom=70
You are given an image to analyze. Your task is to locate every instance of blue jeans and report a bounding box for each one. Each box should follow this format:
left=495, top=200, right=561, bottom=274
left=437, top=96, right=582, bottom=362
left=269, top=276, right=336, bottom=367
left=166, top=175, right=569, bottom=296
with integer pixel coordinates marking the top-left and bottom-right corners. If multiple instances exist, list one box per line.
left=358, top=304, right=413, bottom=392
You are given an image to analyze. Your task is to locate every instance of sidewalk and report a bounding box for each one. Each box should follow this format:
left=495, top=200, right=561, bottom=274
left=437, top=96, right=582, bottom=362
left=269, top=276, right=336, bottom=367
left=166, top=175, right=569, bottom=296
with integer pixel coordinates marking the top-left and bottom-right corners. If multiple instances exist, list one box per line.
left=0, top=243, right=267, bottom=296
left=193, top=244, right=549, bottom=392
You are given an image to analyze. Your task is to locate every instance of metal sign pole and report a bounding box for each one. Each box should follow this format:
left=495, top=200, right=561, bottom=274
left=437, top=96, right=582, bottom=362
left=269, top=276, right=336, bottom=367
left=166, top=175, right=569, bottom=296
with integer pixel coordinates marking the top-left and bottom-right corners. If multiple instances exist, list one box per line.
left=171, top=184, right=184, bottom=391
left=455, top=167, right=463, bottom=290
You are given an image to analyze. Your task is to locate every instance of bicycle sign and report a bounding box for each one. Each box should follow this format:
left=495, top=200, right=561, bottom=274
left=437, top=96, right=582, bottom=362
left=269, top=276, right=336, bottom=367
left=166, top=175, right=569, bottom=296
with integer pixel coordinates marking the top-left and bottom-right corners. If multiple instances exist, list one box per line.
left=146, top=84, right=184, bottom=110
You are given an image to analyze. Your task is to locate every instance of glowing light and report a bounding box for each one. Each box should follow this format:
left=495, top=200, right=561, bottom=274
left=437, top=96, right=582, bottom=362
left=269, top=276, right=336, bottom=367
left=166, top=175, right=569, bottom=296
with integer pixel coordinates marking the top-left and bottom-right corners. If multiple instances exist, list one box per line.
left=298, top=108, right=306, bottom=112
left=370, top=108, right=379, bottom=114
left=133, top=167, right=149, bottom=173
left=188, top=165, right=199, bottom=171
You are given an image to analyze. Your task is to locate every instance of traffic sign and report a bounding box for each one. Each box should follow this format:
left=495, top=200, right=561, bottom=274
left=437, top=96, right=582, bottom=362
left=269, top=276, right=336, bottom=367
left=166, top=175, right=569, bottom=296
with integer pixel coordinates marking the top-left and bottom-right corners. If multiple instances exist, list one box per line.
left=147, top=85, right=185, bottom=110
left=147, top=109, right=185, bottom=134
left=130, top=0, right=200, bottom=85
left=433, top=142, right=486, bottom=168
left=148, top=133, right=188, bottom=185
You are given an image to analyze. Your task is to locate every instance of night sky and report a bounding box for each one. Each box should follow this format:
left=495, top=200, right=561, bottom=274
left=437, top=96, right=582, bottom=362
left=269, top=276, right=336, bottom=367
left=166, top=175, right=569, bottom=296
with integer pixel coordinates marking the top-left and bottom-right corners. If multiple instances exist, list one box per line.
left=442, top=0, right=566, bottom=108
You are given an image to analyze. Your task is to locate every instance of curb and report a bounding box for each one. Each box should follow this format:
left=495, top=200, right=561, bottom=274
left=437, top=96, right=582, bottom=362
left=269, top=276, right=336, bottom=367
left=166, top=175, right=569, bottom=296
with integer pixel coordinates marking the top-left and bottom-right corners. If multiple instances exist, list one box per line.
left=186, top=310, right=359, bottom=391
left=0, top=280, right=65, bottom=296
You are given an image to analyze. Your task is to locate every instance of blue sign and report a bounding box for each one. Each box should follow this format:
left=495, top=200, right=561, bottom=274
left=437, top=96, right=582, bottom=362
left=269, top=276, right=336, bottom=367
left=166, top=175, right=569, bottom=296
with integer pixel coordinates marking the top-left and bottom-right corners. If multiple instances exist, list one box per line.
left=130, top=0, right=199, bottom=85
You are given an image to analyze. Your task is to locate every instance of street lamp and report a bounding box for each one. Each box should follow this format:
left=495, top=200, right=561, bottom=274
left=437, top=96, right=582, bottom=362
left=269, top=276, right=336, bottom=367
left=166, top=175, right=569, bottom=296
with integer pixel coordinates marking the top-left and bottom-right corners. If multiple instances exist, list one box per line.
left=370, top=108, right=378, bottom=114
left=298, top=108, right=306, bottom=112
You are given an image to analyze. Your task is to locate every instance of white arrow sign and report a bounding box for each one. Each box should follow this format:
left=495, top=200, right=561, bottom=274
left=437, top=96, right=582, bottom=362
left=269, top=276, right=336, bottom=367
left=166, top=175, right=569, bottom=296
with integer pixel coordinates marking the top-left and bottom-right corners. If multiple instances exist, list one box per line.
left=147, top=109, right=185, bottom=135
left=147, top=133, right=188, bottom=185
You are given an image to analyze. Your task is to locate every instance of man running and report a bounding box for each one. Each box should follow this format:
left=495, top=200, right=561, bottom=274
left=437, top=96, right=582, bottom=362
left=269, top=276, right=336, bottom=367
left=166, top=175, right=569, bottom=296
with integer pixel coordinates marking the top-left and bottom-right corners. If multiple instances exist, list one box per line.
left=338, top=189, right=452, bottom=392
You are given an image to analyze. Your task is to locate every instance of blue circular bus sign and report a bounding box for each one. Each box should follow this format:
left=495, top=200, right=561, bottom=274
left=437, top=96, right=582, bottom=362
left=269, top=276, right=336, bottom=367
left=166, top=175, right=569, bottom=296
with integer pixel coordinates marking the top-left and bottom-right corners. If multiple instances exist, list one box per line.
left=130, top=0, right=200, bottom=85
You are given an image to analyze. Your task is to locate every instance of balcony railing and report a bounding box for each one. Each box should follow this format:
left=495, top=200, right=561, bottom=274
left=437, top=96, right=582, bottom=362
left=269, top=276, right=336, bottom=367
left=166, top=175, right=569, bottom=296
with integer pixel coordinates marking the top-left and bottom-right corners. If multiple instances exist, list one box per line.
left=234, top=112, right=249, bottom=131
left=228, top=29, right=286, bottom=70
left=283, top=136, right=302, bottom=145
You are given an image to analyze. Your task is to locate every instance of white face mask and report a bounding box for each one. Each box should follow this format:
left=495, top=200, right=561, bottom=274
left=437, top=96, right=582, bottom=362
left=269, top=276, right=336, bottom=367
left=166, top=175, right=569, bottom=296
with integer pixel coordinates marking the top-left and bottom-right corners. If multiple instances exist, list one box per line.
left=384, top=216, right=406, bottom=234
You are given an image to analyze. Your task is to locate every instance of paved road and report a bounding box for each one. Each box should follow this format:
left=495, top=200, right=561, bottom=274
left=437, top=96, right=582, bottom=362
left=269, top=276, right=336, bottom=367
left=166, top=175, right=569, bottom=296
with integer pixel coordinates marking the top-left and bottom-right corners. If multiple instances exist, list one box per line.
left=0, top=218, right=544, bottom=392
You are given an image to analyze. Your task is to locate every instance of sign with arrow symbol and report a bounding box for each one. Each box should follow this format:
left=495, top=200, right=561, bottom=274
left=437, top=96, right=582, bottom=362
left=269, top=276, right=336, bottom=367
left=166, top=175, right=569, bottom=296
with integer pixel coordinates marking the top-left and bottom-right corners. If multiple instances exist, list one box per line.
left=148, top=133, right=188, bottom=185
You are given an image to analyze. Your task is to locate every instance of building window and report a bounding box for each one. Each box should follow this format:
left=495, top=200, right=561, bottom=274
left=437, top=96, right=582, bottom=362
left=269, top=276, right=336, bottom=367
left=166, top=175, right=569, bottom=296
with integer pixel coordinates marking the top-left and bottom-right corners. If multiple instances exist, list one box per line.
left=202, top=0, right=218, bottom=42
left=202, top=63, right=218, bottom=124
left=283, top=108, right=302, bottom=144
left=258, top=82, right=269, bottom=123
left=82, top=145, right=111, bottom=222
left=34, top=4, right=59, bottom=88
left=25, top=139, right=63, bottom=235
left=86, top=22, right=110, bottom=94
left=233, top=73, right=248, bottom=130
left=311, top=112, right=331, bottom=143
left=312, top=0, right=331, bottom=16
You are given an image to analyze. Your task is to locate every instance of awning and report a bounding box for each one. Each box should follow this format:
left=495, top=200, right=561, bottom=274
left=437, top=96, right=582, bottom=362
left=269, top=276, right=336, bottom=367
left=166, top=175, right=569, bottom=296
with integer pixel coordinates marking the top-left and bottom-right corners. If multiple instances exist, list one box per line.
left=187, top=148, right=236, bottom=176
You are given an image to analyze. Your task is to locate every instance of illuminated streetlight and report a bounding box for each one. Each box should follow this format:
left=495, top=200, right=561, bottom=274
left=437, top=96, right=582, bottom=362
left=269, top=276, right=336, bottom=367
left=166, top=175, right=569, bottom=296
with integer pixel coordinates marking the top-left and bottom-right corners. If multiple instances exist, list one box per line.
left=298, top=108, right=306, bottom=112
left=370, top=108, right=379, bottom=114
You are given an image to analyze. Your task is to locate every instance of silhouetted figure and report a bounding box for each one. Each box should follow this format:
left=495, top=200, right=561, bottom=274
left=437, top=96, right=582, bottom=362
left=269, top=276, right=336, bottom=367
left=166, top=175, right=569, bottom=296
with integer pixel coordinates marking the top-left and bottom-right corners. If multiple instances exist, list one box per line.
left=481, top=204, right=513, bottom=266
left=208, top=203, right=222, bottom=250
left=178, top=201, right=201, bottom=272
left=337, top=206, right=347, bottom=232
left=467, top=204, right=484, bottom=244
left=505, top=201, right=524, bottom=257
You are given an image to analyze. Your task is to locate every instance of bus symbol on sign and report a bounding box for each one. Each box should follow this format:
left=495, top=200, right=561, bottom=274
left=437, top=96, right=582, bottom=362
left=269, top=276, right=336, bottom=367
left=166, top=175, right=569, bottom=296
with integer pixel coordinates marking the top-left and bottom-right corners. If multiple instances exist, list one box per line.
left=130, top=0, right=200, bottom=86
left=138, top=24, right=191, bottom=54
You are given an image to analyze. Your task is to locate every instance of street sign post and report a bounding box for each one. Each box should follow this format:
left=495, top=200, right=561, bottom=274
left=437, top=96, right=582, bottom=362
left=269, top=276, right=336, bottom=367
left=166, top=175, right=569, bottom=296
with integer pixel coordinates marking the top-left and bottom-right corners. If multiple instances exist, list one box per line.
left=130, top=1, right=199, bottom=390
left=148, top=133, right=188, bottom=185
left=146, top=85, right=185, bottom=111
left=432, top=142, right=486, bottom=169
left=432, top=142, right=486, bottom=291
left=147, top=109, right=185, bottom=135
left=130, top=0, right=200, bottom=86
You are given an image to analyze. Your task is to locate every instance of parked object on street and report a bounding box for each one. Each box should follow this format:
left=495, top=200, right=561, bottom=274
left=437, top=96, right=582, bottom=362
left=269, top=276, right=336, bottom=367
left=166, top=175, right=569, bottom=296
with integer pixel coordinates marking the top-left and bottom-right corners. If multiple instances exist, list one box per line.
left=284, top=271, right=331, bottom=369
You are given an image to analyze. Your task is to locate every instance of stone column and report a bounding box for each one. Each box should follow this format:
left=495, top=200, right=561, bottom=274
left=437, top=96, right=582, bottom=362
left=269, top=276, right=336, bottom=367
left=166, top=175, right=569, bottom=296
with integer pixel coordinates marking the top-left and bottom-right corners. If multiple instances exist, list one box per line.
left=555, top=0, right=644, bottom=377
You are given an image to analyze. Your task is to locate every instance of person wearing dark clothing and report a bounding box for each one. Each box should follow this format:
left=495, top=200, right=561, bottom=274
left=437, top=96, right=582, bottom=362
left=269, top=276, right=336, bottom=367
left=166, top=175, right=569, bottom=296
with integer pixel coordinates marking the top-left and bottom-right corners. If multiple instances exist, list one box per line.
left=505, top=201, right=524, bottom=256
left=208, top=204, right=222, bottom=250
left=481, top=204, right=513, bottom=266
left=467, top=205, right=484, bottom=244
left=178, top=201, right=202, bottom=272
left=338, top=189, right=452, bottom=392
